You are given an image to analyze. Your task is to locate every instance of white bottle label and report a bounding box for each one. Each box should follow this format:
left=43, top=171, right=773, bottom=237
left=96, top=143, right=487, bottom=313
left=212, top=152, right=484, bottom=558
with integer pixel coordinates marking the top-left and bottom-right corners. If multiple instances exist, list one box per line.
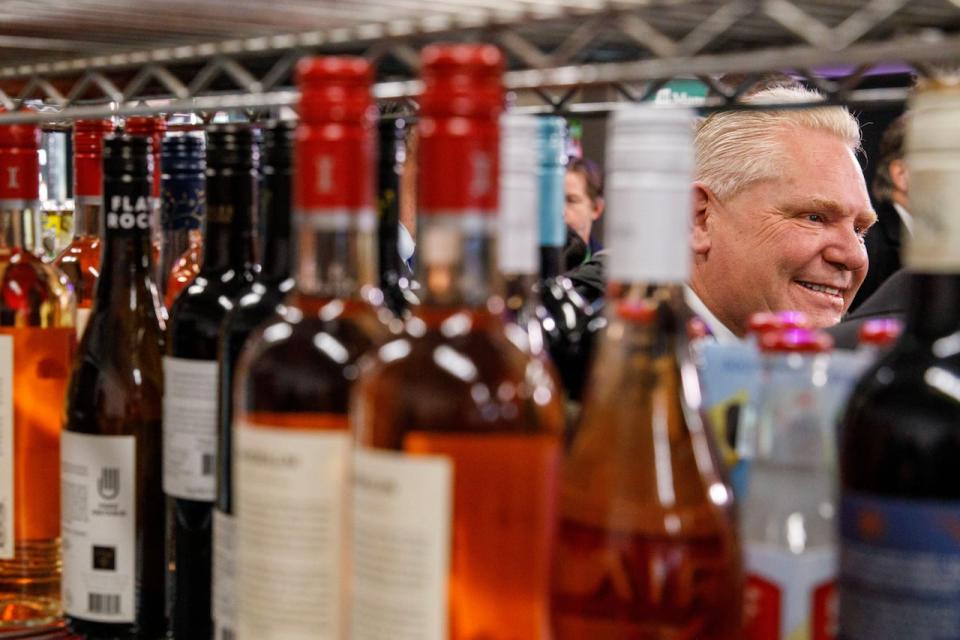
left=0, top=335, right=12, bottom=560
left=498, top=169, right=538, bottom=276
left=236, top=421, right=350, bottom=640
left=213, top=509, right=237, bottom=640
left=76, top=307, right=92, bottom=340
left=350, top=447, right=452, bottom=640
left=61, top=431, right=137, bottom=623
left=162, top=357, right=218, bottom=501
left=744, top=543, right=838, bottom=640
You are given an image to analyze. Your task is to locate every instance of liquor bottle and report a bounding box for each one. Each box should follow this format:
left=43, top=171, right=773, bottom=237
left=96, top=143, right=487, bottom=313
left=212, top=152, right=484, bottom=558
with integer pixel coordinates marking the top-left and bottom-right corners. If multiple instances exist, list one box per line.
left=551, top=105, right=742, bottom=638
left=157, top=133, right=205, bottom=301
left=378, top=116, right=413, bottom=317
left=56, top=119, right=112, bottom=338
left=164, top=124, right=258, bottom=640
left=839, top=82, right=960, bottom=640
left=165, top=228, right=204, bottom=308
left=349, top=44, right=565, bottom=640
left=0, top=119, right=75, bottom=627
left=124, top=117, right=165, bottom=267
left=537, top=116, right=567, bottom=280
left=61, top=134, right=166, bottom=639
left=742, top=328, right=837, bottom=640
left=212, top=120, right=294, bottom=640
left=231, top=58, right=385, bottom=640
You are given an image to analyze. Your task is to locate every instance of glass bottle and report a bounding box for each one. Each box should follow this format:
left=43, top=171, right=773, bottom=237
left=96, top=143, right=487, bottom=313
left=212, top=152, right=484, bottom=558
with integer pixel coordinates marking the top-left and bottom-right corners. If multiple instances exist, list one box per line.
left=124, top=117, right=165, bottom=270
left=61, top=134, right=166, bottom=639
left=164, top=124, right=258, bottom=640
left=839, top=81, right=960, bottom=640
left=212, top=120, right=294, bottom=640
left=551, top=104, right=742, bottom=639
left=55, top=118, right=112, bottom=338
left=742, top=328, right=838, bottom=640
left=0, top=119, right=75, bottom=627
left=378, top=116, right=413, bottom=317
left=232, top=57, right=387, bottom=640
left=350, top=44, right=565, bottom=640
left=157, top=132, right=205, bottom=303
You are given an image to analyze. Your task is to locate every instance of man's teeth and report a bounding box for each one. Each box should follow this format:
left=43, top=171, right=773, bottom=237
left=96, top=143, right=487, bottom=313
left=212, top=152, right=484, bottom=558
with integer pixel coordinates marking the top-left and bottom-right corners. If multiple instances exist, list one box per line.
left=799, top=281, right=841, bottom=296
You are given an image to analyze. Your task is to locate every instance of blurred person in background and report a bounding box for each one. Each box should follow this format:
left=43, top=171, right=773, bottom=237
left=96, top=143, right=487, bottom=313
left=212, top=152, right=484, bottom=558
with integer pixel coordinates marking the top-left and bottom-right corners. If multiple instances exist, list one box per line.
left=689, top=84, right=876, bottom=340
left=563, top=156, right=607, bottom=303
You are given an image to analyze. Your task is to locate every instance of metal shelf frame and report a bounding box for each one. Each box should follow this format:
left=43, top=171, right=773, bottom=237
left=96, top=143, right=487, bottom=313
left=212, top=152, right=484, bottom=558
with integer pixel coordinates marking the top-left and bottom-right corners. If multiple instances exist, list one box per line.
left=0, top=0, right=957, bottom=123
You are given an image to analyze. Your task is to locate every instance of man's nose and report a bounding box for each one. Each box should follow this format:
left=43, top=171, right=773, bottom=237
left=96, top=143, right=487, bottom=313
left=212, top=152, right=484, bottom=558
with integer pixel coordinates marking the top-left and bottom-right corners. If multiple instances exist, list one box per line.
left=823, top=225, right=868, bottom=272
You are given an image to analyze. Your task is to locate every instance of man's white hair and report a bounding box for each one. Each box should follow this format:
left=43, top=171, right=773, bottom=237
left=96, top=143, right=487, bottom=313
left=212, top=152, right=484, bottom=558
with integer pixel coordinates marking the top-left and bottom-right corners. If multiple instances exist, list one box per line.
left=695, top=85, right=862, bottom=200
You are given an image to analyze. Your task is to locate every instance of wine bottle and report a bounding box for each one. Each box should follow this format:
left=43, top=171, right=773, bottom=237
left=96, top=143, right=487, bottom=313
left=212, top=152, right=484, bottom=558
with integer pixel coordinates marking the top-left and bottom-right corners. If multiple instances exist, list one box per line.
left=55, top=118, right=112, bottom=338
left=839, top=81, right=960, bottom=640
left=378, top=116, right=412, bottom=317
left=124, top=117, right=165, bottom=267
left=212, top=120, right=294, bottom=640
left=61, top=133, right=166, bottom=639
left=232, top=57, right=387, bottom=640
left=0, top=118, right=75, bottom=627
left=157, top=132, right=205, bottom=301
left=551, top=104, right=742, bottom=638
left=349, top=44, right=565, bottom=640
left=164, top=124, right=258, bottom=640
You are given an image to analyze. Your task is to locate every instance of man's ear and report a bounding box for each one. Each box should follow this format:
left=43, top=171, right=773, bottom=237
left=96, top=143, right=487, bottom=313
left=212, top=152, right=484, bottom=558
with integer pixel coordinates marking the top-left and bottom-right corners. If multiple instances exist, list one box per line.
left=591, top=197, right=605, bottom=221
left=691, top=181, right=713, bottom=256
left=890, top=159, right=909, bottom=195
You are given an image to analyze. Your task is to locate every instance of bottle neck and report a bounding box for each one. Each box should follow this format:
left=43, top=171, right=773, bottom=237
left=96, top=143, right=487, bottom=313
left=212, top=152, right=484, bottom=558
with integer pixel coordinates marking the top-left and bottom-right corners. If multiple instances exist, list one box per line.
left=73, top=196, right=102, bottom=238
left=260, top=169, right=292, bottom=282
left=203, top=171, right=257, bottom=272
left=96, top=231, right=156, bottom=305
left=904, top=272, right=960, bottom=340
left=294, top=214, right=376, bottom=299
left=415, top=213, right=499, bottom=309
left=0, top=200, right=42, bottom=252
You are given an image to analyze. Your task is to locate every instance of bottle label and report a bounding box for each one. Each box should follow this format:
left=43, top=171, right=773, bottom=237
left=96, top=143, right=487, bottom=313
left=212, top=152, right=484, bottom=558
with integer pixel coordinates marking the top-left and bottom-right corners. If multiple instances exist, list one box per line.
left=607, top=172, right=690, bottom=282
left=0, top=152, right=39, bottom=200
left=0, top=335, right=12, bottom=560
left=105, top=194, right=151, bottom=233
left=0, top=327, right=74, bottom=559
left=162, top=357, right=219, bottom=501
left=351, top=446, right=453, bottom=640
left=213, top=509, right=237, bottom=640
left=61, top=431, right=136, bottom=623
left=161, top=174, right=205, bottom=231
left=744, top=543, right=837, bottom=640
left=498, top=167, right=538, bottom=275
left=840, top=492, right=960, bottom=640
left=352, top=434, right=560, bottom=639
left=236, top=420, right=350, bottom=640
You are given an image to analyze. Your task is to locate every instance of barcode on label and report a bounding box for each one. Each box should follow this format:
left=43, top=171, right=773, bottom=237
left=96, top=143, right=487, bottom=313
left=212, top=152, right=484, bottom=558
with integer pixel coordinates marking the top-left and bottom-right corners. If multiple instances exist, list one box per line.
left=202, top=454, right=215, bottom=476
left=89, top=593, right=120, bottom=615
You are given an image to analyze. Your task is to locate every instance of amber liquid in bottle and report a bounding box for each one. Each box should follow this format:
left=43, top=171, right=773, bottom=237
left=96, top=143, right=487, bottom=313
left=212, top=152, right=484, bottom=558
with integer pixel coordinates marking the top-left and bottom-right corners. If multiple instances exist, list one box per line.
left=551, top=288, right=742, bottom=639
left=0, top=123, right=76, bottom=627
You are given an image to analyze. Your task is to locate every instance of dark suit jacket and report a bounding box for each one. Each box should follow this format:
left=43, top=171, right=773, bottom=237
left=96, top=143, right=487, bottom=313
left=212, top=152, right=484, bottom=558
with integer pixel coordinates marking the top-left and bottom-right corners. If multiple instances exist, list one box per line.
left=850, top=199, right=904, bottom=312
left=827, top=268, right=909, bottom=349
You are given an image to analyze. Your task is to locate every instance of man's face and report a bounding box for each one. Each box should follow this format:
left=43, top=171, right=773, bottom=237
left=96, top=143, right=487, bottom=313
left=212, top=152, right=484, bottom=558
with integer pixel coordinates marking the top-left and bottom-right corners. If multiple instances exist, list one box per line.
left=564, top=171, right=601, bottom=244
left=692, top=126, right=876, bottom=334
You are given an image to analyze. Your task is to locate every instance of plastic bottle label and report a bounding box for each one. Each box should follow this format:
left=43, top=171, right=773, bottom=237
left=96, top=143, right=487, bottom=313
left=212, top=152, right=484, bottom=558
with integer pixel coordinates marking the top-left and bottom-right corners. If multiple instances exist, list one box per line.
left=213, top=509, right=236, bottom=640
left=840, top=493, right=960, bottom=640
left=61, top=431, right=136, bottom=623
left=744, top=544, right=837, bottom=640
left=236, top=421, right=350, bottom=640
left=162, top=357, right=218, bottom=501
left=0, top=335, right=12, bottom=560
left=350, top=447, right=453, bottom=640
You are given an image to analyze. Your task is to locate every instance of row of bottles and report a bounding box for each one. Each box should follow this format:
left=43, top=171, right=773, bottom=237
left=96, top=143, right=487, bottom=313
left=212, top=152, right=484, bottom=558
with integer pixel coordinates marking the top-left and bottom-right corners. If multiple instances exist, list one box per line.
left=0, top=42, right=953, bottom=640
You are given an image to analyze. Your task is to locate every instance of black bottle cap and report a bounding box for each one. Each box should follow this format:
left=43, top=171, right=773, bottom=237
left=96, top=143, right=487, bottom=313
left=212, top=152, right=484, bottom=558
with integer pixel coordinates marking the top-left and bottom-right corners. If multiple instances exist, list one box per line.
left=161, top=133, right=205, bottom=176
left=103, top=134, right=151, bottom=179
left=205, top=123, right=256, bottom=171
left=259, top=120, right=294, bottom=173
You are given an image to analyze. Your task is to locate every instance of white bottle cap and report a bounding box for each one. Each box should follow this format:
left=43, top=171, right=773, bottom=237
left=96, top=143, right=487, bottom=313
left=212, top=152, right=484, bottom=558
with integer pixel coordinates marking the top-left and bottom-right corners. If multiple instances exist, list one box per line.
left=604, top=104, right=695, bottom=283
left=498, top=113, right=540, bottom=276
left=905, top=85, right=960, bottom=272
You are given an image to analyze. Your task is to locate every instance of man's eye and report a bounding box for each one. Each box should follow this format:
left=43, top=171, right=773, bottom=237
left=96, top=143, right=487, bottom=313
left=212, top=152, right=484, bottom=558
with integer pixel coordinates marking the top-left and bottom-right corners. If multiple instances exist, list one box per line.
left=806, top=214, right=825, bottom=223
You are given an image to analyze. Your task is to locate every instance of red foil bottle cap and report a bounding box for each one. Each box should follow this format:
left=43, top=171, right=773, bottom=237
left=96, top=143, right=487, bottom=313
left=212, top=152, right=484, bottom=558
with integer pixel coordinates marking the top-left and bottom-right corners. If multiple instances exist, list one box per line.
left=858, top=318, right=902, bottom=347
left=760, top=328, right=834, bottom=353
left=125, top=116, right=165, bottom=198
left=295, top=56, right=374, bottom=212
left=747, top=310, right=812, bottom=335
left=74, top=119, right=113, bottom=198
left=418, top=44, right=504, bottom=214
left=0, top=117, right=40, bottom=201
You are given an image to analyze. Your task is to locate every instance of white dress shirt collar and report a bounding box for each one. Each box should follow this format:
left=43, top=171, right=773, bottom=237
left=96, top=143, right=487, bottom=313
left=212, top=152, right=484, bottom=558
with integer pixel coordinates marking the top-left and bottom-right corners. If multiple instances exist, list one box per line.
left=684, top=285, right=741, bottom=344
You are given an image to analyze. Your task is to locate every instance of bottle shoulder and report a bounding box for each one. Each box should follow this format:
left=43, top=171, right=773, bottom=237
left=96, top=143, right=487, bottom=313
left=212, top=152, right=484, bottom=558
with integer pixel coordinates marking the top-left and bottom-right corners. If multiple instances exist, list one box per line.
left=0, top=250, right=76, bottom=326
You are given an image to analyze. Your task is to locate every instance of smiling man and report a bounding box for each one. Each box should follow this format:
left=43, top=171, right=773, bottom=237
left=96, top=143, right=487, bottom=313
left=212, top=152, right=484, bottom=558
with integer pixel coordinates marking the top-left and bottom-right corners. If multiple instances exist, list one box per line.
left=688, top=85, right=877, bottom=340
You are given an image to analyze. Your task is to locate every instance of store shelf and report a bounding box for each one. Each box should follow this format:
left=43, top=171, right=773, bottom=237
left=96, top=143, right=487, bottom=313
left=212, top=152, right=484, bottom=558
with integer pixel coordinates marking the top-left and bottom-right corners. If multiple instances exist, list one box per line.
left=0, top=0, right=956, bottom=122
